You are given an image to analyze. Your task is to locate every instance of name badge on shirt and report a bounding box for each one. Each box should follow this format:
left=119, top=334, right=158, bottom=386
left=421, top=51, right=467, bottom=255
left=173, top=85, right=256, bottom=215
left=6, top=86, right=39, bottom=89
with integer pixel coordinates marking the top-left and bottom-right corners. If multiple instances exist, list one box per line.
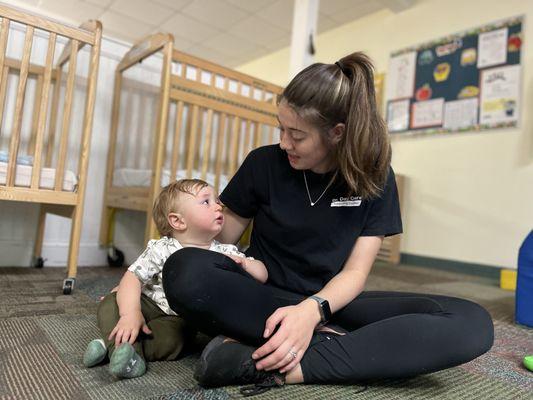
left=330, top=196, right=362, bottom=207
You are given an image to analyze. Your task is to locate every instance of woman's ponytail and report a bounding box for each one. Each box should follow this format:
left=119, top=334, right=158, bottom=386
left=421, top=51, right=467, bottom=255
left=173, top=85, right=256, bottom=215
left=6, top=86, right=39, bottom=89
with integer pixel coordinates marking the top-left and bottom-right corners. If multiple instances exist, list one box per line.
left=336, top=53, right=391, bottom=198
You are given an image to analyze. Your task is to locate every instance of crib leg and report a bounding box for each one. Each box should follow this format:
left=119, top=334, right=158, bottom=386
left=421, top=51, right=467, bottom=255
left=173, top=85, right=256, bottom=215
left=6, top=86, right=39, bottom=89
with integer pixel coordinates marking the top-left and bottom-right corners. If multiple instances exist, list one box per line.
left=99, top=205, right=114, bottom=246
left=32, top=206, right=47, bottom=268
left=62, top=277, right=75, bottom=295
left=65, top=204, right=82, bottom=293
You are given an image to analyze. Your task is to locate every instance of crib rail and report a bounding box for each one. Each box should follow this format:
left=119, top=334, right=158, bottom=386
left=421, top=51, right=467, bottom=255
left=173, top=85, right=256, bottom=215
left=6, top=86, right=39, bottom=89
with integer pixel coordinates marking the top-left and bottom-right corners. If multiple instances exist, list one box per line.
left=0, top=4, right=101, bottom=204
left=118, top=33, right=172, bottom=73
left=172, top=49, right=281, bottom=102
left=0, top=5, right=96, bottom=45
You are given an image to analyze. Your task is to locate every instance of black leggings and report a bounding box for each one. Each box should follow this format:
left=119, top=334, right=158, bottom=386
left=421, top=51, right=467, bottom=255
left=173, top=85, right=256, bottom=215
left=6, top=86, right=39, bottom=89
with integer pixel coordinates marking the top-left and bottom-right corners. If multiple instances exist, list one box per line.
left=162, top=248, right=494, bottom=384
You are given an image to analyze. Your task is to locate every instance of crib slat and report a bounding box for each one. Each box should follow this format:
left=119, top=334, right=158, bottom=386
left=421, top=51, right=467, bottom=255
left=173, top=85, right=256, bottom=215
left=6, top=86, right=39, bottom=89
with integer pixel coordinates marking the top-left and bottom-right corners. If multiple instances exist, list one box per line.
left=138, top=89, right=157, bottom=170
left=182, top=105, right=192, bottom=169
left=30, top=32, right=56, bottom=189
left=0, top=66, right=9, bottom=140
left=28, top=74, right=43, bottom=156
left=269, top=125, right=275, bottom=144
left=169, top=100, right=184, bottom=182
left=228, top=116, right=240, bottom=176
left=186, top=104, right=199, bottom=177
left=241, top=119, right=251, bottom=161
left=145, top=93, right=158, bottom=171
left=201, top=108, right=213, bottom=181
left=120, top=86, right=135, bottom=168
left=0, top=18, right=9, bottom=140
left=250, top=123, right=256, bottom=152
left=223, top=116, right=232, bottom=174
left=0, top=18, right=10, bottom=73
left=54, top=39, right=79, bottom=191
left=195, top=108, right=204, bottom=171
left=214, top=113, right=226, bottom=192
left=253, top=122, right=262, bottom=149
left=45, top=68, right=61, bottom=167
left=7, top=26, right=34, bottom=187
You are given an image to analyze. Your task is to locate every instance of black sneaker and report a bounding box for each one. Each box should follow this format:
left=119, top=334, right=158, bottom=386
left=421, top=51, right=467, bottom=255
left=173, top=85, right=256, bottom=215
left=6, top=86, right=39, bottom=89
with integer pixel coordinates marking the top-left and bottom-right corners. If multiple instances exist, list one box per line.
left=194, top=335, right=285, bottom=396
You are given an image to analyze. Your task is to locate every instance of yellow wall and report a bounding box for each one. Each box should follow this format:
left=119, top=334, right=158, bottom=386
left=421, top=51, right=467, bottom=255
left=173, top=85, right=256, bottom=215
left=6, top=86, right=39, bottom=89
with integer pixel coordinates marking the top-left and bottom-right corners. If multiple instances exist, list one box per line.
left=236, top=0, right=533, bottom=269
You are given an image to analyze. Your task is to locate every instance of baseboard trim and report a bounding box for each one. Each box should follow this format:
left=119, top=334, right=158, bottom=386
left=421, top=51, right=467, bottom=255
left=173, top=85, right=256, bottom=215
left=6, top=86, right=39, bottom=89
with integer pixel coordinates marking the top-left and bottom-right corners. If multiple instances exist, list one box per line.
left=400, top=253, right=502, bottom=281
left=0, top=241, right=142, bottom=267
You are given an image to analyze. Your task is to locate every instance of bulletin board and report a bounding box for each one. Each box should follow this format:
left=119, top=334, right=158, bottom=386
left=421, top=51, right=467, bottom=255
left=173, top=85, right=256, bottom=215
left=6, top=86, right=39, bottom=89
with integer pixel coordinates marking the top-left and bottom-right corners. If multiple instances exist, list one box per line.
left=385, top=16, right=523, bottom=136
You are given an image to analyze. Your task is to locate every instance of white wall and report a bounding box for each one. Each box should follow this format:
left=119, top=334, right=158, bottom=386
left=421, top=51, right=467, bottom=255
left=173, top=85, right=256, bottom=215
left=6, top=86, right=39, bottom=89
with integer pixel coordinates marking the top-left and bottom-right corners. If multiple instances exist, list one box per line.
left=236, top=0, right=533, bottom=269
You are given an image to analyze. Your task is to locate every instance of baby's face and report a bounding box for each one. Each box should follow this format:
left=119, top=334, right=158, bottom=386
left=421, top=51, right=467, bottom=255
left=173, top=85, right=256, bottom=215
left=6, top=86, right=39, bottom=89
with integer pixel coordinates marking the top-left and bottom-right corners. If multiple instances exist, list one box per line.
left=179, top=185, right=224, bottom=236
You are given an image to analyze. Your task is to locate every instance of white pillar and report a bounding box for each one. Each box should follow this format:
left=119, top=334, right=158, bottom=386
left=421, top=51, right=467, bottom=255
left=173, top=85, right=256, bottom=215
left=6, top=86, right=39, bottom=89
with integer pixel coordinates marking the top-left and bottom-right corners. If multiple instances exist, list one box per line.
left=288, top=0, right=320, bottom=80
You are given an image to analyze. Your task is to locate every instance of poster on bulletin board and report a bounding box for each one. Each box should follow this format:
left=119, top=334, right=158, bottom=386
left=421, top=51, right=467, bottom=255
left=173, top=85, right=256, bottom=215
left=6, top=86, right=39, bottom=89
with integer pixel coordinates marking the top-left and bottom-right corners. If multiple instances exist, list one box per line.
left=385, top=16, right=523, bottom=135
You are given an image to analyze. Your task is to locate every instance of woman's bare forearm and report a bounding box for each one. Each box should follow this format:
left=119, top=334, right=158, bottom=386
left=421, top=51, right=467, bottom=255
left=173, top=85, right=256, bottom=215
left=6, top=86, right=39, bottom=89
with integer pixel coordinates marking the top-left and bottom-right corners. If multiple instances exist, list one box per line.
left=301, top=236, right=383, bottom=318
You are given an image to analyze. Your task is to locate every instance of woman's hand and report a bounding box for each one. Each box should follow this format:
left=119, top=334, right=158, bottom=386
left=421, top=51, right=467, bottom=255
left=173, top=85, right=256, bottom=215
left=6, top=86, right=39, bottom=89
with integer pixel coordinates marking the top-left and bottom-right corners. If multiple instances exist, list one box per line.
left=108, top=311, right=152, bottom=347
left=252, top=300, right=321, bottom=373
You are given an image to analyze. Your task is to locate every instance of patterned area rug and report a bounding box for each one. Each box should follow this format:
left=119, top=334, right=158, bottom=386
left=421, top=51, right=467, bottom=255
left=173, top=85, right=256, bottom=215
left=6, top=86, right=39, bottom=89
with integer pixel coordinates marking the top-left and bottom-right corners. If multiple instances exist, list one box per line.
left=0, top=264, right=531, bottom=400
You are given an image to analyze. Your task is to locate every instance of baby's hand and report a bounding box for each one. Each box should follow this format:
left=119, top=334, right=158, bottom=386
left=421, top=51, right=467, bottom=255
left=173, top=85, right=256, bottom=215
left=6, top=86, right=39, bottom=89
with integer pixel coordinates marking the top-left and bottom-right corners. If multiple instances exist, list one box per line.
left=108, top=311, right=152, bottom=347
left=227, top=254, right=247, bottom=269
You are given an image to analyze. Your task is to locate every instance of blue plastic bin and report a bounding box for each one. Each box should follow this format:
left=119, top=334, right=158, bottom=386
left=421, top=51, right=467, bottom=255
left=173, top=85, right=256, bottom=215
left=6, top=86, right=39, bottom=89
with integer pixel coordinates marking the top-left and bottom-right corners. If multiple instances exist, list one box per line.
left=516, top=230, right=533, bottom=327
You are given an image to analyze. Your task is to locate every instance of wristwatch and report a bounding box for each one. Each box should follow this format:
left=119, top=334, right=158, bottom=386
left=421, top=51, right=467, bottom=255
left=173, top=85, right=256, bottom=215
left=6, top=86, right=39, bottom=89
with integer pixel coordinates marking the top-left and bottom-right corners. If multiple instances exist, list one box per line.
left=309, top=295, right=331, bottom=324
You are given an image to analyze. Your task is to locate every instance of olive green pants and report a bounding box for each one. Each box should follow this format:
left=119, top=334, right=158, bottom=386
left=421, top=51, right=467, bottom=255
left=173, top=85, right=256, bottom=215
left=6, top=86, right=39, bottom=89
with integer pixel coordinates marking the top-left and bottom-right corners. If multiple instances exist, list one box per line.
left=97, top=292, right=195, bottom=361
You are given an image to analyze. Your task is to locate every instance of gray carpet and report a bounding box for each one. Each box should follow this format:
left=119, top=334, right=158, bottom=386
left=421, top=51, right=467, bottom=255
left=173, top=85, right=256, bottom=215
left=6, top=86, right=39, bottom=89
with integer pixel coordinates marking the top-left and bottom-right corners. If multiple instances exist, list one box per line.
left=0, top=263, right=531, bottom=399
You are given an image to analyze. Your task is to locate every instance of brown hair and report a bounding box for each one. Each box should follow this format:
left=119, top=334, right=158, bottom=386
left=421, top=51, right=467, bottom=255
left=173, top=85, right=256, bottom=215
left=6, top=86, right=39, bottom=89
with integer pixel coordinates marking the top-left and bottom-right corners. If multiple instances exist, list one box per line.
left=278, top=52, right=391, bottom=199
left=152, top=179, right=209, bottom=237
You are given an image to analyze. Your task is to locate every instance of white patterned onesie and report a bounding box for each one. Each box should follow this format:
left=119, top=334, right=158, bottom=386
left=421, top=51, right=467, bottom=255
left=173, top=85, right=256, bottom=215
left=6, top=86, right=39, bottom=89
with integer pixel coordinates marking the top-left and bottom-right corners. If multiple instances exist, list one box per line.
left=128, top=237, right=249, bottom=315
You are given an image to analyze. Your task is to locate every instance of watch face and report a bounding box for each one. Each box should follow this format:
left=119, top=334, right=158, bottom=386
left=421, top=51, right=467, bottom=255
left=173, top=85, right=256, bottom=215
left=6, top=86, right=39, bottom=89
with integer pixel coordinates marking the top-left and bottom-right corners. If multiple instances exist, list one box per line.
left=321, top=299, right=332, bottom=322
left=310, top=295, right=331, bottom=323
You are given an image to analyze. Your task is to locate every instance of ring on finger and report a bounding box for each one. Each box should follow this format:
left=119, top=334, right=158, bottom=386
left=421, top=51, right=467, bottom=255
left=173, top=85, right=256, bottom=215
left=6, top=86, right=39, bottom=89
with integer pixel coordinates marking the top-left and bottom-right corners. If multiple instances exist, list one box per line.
left=288, top=349, right=297, bottom=360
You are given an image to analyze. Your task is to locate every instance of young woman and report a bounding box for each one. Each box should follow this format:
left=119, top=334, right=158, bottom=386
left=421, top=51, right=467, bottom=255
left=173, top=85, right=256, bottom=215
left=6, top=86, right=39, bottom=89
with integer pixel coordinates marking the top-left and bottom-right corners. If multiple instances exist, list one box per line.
left=162, top=52, right=493, bottom=395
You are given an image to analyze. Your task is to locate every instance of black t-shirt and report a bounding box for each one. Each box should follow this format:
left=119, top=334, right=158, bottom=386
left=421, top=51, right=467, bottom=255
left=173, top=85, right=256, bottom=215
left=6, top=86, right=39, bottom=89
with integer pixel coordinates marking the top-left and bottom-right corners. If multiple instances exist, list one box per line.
left=220, top=144, right=402, bottom=295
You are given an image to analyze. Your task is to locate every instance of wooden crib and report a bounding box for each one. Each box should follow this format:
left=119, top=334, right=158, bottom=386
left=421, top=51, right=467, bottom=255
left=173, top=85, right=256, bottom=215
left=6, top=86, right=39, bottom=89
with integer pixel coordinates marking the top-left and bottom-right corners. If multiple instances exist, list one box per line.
left=0, top=5, right=102, bottom=294
left=99, top=33, right=282, bottom=254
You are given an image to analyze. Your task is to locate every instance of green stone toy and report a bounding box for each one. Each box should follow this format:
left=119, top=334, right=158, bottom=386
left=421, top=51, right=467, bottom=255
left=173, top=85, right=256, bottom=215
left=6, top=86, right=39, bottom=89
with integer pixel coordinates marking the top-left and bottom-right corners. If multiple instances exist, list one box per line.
left=524, top=355, right=533, bottom=372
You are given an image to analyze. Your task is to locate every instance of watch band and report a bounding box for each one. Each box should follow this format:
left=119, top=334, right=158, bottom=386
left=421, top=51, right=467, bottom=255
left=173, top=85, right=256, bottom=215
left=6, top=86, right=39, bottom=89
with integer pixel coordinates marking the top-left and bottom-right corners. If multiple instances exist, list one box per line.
left=309, top=295, right=332, bottom=323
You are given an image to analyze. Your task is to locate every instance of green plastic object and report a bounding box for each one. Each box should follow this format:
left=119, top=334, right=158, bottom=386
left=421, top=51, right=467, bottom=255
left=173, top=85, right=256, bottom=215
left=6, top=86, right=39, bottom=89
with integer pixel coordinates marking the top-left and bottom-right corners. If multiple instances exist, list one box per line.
left=524, top=355, right=533, bottom=372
